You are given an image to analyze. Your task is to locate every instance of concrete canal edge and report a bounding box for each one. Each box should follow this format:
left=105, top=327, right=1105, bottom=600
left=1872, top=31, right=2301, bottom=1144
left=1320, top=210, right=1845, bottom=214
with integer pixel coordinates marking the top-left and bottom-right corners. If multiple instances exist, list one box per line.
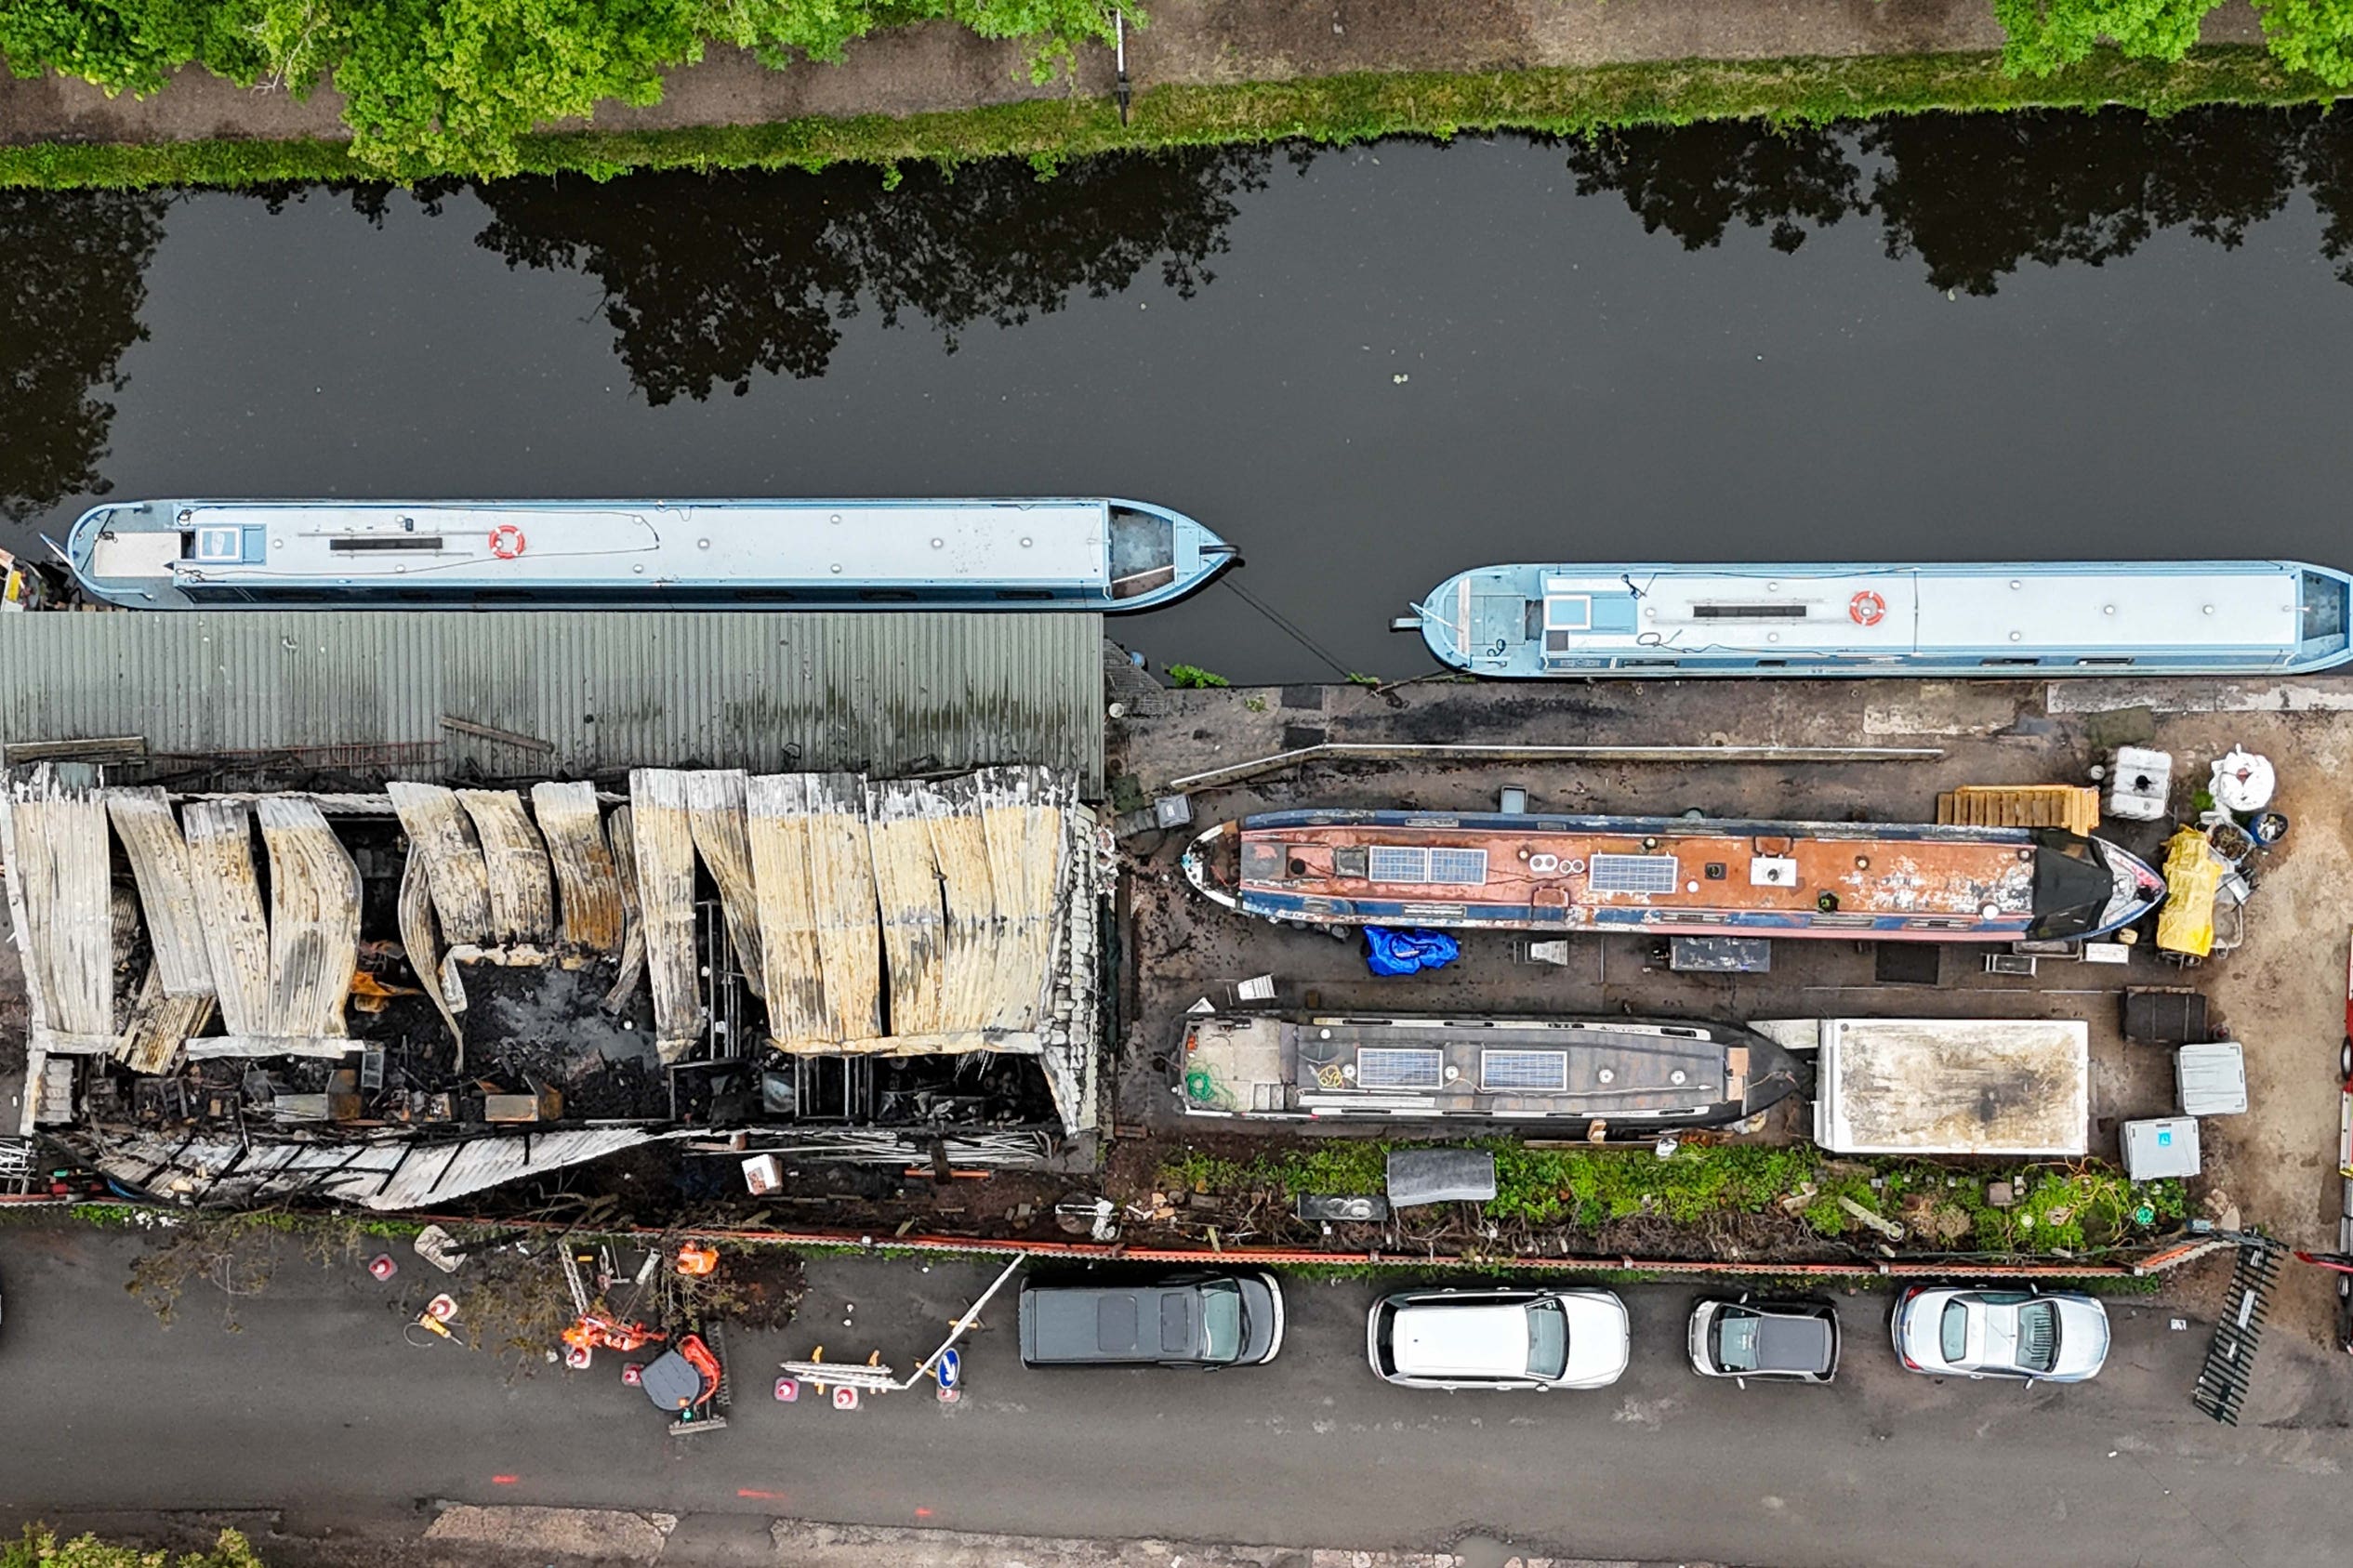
left=419, top=1506, right=1701, bottom=1568
left=0, top=0, right=2346, bottom=190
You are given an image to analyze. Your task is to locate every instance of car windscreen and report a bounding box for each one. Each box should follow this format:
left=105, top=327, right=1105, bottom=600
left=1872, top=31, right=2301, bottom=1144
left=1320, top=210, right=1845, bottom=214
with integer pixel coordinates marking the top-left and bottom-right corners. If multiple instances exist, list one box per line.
left=2015, top=1300, right=2060, bottom=1374
left=1199, top=1280, right=1244, bottom=1363
left=1939, top=1301, right=1970, bottom=1363
left=1716, top=1310, right=1762, bottom=1372
left=1526, top=1299, right=1567, bottom=1380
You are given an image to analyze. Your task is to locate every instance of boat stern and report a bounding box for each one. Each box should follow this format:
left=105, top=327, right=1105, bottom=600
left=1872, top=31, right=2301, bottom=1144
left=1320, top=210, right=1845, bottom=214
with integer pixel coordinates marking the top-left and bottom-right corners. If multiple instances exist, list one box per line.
left=1398, top=564, right=1554, bottom=676
left=2029, top=830, right=2167, bottom=940
left=1106, top=498, right=1236, bottom=612
left=1180, top=819, right=1242, bottom=910
left=62, top=500, right=203, bottom=608
left=2292, top=562, right=2353, bottom=670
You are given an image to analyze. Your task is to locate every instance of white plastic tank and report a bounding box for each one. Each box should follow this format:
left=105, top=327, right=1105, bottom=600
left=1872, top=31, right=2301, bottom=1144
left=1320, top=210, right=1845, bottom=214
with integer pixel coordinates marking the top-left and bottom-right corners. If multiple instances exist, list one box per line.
left=2107, top=746, right=2174, bottom=823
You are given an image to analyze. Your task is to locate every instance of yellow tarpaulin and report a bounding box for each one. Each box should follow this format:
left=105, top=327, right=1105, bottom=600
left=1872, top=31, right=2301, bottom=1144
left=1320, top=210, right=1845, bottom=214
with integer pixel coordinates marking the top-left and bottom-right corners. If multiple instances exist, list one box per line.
left=2156, top=826, right=2221, bottom=957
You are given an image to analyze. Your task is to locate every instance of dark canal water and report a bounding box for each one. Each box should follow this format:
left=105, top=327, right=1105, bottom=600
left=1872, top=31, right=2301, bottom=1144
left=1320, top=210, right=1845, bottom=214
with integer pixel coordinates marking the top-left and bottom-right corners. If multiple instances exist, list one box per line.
left=9, top=107, right=2353, bottom=682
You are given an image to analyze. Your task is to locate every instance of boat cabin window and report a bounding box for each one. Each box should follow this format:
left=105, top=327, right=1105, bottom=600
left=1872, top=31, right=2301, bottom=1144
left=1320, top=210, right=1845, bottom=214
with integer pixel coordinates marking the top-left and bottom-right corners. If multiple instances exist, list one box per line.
left=1331, top=847, right=1368, bottom=878
left=1545, top=595, right=1593, bottom=631
left=1366, top=845, right=1488, bottom=886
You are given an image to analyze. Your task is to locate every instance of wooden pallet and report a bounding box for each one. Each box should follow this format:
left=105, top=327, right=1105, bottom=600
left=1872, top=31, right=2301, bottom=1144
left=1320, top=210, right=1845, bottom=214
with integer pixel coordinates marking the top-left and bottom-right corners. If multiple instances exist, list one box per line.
left=1935, top=784, right=2100, bottom=837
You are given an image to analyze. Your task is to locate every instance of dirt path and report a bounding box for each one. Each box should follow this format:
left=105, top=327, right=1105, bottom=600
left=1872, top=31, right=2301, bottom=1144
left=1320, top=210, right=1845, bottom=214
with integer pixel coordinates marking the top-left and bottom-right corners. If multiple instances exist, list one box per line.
left=0, top=0, right=2270, bottom=149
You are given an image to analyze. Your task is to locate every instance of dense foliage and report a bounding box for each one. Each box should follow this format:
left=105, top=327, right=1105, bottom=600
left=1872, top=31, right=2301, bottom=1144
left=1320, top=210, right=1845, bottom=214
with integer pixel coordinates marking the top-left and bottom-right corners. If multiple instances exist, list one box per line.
left=1991, top=0, right=2353, bottom=84
left=0, top=0, right=1129, bottom=173
left=2, top=1528, right=263, bottom=1568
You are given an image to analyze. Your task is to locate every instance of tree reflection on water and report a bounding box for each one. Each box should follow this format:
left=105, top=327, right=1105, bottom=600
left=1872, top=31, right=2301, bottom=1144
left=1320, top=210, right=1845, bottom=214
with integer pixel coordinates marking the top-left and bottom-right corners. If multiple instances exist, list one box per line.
left=10, top=112, right=2353, bottom=525
left=1566, top=106, right=2353, bottom=296
left=0, top=188, right=170, bottom=523
left=469, top=149, right=1274, bottom=403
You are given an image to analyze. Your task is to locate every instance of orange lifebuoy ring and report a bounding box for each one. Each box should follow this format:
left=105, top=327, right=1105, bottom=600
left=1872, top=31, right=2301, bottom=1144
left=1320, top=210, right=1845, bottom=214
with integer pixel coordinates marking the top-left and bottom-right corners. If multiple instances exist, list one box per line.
left=488, top=524, right=527, bottom=560
left=1848, top=589, right=1886, bottom=627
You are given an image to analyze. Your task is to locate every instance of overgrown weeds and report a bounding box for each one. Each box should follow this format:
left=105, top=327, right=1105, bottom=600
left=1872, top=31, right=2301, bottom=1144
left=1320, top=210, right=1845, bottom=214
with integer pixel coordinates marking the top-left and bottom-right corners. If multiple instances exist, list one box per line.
left=1, top=46, right=2340, bottom=191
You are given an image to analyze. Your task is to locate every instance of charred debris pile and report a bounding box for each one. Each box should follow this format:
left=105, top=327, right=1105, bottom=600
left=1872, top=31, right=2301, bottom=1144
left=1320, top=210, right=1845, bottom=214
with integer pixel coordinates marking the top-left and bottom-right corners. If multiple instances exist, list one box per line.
left=2, top=765, right=1105, bottom=1210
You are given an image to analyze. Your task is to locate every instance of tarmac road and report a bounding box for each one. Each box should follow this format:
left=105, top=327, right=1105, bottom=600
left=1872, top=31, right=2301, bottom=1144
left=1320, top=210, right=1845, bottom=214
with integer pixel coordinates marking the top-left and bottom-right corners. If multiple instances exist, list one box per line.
left=5, top=1224, right=2351, bottom=1568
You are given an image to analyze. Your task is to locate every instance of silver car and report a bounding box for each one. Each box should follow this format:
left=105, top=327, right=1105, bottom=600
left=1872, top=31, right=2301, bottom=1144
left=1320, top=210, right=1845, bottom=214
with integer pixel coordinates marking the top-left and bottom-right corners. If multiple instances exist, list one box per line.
left=1891, top=1285, right=2110, bottom=1383
left=1367, top=1285, right=1630, bottom=1390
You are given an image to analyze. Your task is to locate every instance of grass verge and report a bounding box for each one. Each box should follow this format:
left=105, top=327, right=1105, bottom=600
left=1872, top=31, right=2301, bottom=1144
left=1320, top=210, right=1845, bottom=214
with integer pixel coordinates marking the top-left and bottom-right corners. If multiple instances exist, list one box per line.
left=0, top=46, right=2342, bottom=191
left=1161, top=1140, right=2188, bottom=1258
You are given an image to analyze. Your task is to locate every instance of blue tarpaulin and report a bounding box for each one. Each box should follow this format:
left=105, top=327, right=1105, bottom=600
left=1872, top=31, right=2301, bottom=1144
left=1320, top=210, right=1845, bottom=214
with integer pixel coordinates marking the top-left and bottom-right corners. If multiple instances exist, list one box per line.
left=1363, top=926, right=1461, bottom=976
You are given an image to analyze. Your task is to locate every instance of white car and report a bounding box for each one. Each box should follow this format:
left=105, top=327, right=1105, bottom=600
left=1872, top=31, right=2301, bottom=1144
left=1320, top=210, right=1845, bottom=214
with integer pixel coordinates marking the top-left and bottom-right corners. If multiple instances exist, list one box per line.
left=1367, top=1286, right=1630, bottom=1390
left=1891, top=1285, right=2110, bottom=1383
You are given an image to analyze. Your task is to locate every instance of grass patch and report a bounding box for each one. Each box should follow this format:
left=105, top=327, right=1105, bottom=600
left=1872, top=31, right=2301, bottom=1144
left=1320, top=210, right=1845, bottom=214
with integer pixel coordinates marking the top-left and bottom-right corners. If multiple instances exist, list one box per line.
left=0, top=46, right=2341, bottom=191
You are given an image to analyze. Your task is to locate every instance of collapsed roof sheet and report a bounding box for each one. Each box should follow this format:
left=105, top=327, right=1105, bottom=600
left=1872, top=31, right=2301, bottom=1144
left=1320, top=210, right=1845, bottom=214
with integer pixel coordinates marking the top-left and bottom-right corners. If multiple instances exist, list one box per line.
left=84, top=1126, right=659, bottom=1211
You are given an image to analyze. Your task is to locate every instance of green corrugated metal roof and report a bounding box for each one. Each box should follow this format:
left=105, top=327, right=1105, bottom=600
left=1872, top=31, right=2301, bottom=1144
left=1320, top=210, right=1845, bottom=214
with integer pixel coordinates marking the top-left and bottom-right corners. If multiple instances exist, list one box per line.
left=0, top=612, right=1104, bottom=792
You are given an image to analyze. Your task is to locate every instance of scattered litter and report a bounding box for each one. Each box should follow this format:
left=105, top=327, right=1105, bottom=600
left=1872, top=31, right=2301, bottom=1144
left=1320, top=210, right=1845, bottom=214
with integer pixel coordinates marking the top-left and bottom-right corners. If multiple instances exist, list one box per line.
left=366, top=1254, right=398, bottom=1282
left=412, top=1225, right=465, bottom=1273
left=2170, top=1319, right=2188, bottom=1331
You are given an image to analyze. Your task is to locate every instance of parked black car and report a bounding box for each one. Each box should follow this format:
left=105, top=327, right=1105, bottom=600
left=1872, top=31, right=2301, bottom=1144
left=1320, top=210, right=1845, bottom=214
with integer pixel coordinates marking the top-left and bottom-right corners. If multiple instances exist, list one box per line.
left=1017, top=1271, right=1285, bottom=1369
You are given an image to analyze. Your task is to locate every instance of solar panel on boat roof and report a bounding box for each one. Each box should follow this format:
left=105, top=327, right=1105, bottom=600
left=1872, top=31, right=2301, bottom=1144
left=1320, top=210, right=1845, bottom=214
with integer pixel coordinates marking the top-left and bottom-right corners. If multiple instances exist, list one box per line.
left=1426, top=848, right=1488, bottom=885
left=1591, top=853, right=1681, bottom=894
left=1355, top=1048, right=1447, bottom=1090
left=1480, top=1049, right=1569, bottom=1092
left=1368, top=846, right=1428, bottom=883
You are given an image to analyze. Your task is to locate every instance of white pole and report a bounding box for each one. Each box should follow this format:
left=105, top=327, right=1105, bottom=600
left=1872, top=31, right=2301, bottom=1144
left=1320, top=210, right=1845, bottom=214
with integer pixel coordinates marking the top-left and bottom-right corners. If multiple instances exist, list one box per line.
left=900, top=1255, right=1026, bottom=1390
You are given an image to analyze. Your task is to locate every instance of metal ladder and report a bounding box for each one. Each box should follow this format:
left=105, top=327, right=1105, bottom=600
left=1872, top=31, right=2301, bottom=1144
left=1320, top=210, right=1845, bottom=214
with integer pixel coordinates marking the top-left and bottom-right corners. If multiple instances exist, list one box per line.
left=2192, top=1234, right=2285, bottom=1426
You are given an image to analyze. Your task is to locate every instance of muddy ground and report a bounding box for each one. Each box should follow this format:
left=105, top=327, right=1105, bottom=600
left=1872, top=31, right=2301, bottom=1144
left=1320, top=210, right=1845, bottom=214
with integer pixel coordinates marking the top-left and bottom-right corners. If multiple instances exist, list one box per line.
left=1112, top=673, right=2353, bottom=1342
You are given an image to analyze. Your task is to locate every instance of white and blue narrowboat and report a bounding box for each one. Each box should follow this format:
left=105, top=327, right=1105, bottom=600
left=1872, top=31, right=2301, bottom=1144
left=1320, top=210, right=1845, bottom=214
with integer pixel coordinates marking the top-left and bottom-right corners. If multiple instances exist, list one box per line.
left=1183, top=809, right=2167, bottom=943
left=1395, top=561, right=2353, bottom=679
left=59, top=496, right=1236, bottom=612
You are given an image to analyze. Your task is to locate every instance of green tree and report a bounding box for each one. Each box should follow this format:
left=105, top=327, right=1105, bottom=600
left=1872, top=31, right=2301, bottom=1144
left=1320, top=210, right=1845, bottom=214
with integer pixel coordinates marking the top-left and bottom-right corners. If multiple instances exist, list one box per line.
left=2254, top=0, right=2353, bottom=85
left=1, top=1527, right=265, bottom=1568
left=1990, top=0, right=2220, bottom=74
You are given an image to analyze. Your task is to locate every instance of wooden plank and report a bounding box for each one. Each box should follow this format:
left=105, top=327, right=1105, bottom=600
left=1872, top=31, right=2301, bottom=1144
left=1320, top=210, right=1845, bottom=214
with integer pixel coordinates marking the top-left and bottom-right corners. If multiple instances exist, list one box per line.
left=104, top=787, right=216, bottom=999
left=455, top=788, right=556, bottom=946
left=684, top=770, right=765, bottom=998
left=256, top=797, right=360, bottom=1041
left=628, top=769, right=705, bottom=1061
left=530, top=781, right=624, bottom=958
left=386, top=783, right=494, bottom=946
left=181, top=801, right=271, bottom=1039
left=804, top=773, right=882, bottom=1047
left=866, top=778, right=947, bottom=1040
left=0, top=776, right=113, bottom=1040
left=745, top=774, right=831, bottom=1050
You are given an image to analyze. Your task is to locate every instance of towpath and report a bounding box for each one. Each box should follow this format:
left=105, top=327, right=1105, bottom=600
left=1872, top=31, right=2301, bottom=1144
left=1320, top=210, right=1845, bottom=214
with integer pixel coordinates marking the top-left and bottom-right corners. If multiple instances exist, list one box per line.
left=0, top=0, right=2269, bottom=150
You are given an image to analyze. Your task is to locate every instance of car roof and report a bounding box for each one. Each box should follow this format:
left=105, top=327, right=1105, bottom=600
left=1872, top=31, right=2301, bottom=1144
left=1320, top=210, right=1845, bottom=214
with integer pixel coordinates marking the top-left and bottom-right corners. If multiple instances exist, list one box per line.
left=1392, top=1301, right=1535, bottom=1379
left=1735, top=1307, right=1835, bottom=1372
left=1026, top=1280, right=1215, bottom=1361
